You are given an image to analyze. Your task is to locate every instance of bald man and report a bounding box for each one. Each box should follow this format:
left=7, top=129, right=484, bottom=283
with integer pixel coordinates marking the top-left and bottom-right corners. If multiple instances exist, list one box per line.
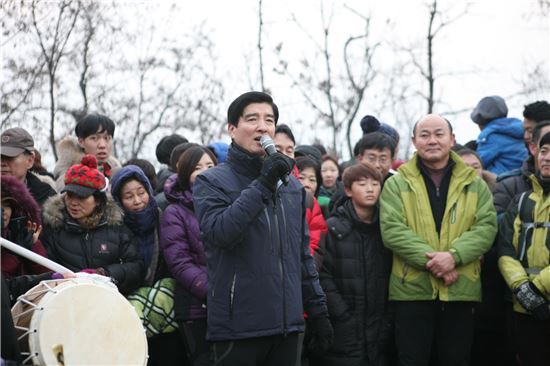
left=379, top=115, right=497, bottom=366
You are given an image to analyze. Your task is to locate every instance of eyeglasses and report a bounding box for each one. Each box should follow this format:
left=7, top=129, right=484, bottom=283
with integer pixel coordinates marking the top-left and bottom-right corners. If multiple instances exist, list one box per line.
left=364, top=155, right=390, bottom=164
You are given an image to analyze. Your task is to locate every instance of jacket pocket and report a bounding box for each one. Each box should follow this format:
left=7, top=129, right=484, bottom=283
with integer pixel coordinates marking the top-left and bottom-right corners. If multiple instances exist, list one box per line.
left=329, top=316, right=359, bottom=354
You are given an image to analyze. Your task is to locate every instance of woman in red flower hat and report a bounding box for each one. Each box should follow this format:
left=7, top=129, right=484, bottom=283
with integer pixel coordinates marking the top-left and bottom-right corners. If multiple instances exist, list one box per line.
left=41, top=155, right=144, bottom=295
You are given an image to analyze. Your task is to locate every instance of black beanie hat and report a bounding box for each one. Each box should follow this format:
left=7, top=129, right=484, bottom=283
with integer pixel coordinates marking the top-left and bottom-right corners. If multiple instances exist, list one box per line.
left=155, top=134, right=188, bottom=165
left=227, top=91, right=279, bottom=126
left=295, top=145, right=322, bottom=165
left=360, top=115, right=400, bottom=144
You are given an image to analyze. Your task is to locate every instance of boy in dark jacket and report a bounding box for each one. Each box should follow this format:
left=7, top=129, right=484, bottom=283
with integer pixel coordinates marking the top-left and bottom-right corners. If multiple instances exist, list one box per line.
left=320, top=163, right=394, bottom=366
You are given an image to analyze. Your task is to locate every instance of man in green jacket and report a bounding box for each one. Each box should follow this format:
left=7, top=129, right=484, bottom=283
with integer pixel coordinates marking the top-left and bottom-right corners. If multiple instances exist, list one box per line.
left=380, top=114, right=497, bottom=366
left=498, top=131, right=550, bottom=366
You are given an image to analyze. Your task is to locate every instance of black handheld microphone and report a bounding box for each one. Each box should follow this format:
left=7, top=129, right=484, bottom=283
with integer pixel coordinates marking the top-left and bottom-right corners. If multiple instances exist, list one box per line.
left=260, top=135, right=290, bottom=185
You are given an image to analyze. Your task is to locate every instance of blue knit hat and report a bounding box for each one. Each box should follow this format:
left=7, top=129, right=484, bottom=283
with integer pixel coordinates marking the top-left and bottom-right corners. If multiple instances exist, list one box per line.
left=359, top=115, right=400, bottom=144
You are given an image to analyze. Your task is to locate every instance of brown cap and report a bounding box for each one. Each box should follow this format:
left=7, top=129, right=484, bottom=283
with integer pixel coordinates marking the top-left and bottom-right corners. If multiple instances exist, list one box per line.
left=1, top=128, right=35, bottom=157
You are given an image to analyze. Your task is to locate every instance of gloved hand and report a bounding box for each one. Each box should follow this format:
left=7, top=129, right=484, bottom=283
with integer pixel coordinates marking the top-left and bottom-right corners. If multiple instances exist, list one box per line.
left=514, top=281, right=550, bottom=320
left=307, top=315, right=334, bottom=353
left=257, top=152, right=295, bottom=191
left=9, top=220, right=34, bottom=250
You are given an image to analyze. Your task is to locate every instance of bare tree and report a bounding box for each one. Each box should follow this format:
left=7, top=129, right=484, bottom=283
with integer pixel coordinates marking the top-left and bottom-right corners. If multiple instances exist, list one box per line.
left=257, top=0, right=266, bottom=92
left=110, top=17, right=226, bottom=160
left=30, top=0, right=81, bottom=160
left=372, top=60, right=423, bottom=159
left=274, top=1, right=378, bottom=158
left=2, top=1, right=225, bottom=164
left=407, top=0, right=470, bottom=114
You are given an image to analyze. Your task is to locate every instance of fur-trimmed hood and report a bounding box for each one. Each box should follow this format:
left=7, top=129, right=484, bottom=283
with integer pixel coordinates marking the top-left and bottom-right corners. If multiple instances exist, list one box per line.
left=30, top=171, right=57, bottom=192
left=42, top=193, right=124, bottom=230
left=53, top=136, right=121, bottom=191
left=1, top=175, right=42, bottom=224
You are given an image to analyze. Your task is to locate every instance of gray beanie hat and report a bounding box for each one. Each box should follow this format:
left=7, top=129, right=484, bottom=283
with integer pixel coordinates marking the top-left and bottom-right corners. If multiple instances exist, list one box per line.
left=470, top=96, right=508, bottom=125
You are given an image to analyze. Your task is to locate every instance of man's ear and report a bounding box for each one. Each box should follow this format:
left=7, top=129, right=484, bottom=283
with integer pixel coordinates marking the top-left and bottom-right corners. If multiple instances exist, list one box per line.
left=344, top=186, right=353, bottom=198
left=227, top=123, right=235, bottom=139
left=77, top=137, right=85, bottom=148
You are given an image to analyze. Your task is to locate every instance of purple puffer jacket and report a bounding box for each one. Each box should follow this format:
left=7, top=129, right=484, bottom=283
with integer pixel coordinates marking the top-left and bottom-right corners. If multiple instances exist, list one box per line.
left=160, top=175, right=207, bottom=321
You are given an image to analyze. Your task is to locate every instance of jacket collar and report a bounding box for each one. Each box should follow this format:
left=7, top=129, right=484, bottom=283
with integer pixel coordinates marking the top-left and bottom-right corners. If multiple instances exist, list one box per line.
left=330, top=199, right=379, bottom=237
left=226, top=142, right=264, bottom=179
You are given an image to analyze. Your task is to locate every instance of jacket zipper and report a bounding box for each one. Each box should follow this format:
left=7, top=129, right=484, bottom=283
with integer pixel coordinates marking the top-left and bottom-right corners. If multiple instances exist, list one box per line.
left=80, top=231, right=91, bottom=268
left=450, top=202, right=457, bottom=224
left=264, top=208, right=273, bottom=253
left=273, top=194, right=287, bottom=336
left=229, top=272, right=236, bottom=319
left=280, top=197, right=289, bottom=251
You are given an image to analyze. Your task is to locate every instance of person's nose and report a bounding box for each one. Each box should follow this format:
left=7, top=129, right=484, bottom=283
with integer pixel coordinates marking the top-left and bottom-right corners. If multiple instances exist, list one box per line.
left=257, top=118, right=269, bottom=133
left=427, top=134, right=438, bottom=144
left=133, top=195, right=142, bottom=205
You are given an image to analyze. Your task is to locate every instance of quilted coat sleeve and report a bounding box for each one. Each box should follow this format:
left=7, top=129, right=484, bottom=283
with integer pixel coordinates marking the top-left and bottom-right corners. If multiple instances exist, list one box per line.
left=497, top=198, right=529, bottom=290
left=319, top=230, right=350, bottom=319
left=103, top=227, right=145, bottom=295
left=160, top=204, right=207, bottom=300
left=379, top=177, right=434, bottom=269
left=193, top=173, right=270, bottom=250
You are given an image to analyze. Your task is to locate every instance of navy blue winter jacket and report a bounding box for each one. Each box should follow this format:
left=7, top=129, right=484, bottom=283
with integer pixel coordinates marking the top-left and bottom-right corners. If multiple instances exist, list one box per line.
left=193, top=143, right=328, bottom=341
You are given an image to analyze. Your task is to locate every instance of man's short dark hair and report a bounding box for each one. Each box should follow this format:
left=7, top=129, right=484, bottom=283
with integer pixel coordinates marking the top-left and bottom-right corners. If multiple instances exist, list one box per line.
left=227, top=91, right=279, bottom=126
left=523, top=101, right=550, bottom=122
left=354, top=132, right=397, bottom=158
left=312, top=143, right=327, bottom=156
left=155, top=134, right=188, bottom=165
left=75, top=113, right=115, bottom=139
left=455, top=148, right=483, bottom=168
left=275, top=124, right=295, bottom=145
left=412, top=117, right=453, bottom=137
left=532, top=120, right=550, bottom=144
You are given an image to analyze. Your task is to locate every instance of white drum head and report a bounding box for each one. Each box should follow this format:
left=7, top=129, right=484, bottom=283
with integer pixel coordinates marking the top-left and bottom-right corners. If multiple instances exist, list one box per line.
left=12, top=278, right=147, bottom=365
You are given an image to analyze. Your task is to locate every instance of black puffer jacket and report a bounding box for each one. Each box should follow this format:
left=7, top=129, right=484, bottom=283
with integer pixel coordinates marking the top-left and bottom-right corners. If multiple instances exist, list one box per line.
left=41, top=195, right=145, bottom=295
left=493, top=156, right=534, bottom=215
left=320, top=199, right=393, bottom=366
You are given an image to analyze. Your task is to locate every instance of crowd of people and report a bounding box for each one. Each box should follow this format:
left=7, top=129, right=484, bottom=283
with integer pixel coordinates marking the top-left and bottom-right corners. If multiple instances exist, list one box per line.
left=1, top=92, right=550, bottom=366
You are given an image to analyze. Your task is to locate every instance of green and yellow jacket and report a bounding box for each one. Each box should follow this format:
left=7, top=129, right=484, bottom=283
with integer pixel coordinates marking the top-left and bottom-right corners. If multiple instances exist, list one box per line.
left=498, top=175, right=550, bottom=314
left=380, top=152, right=497, bottom=302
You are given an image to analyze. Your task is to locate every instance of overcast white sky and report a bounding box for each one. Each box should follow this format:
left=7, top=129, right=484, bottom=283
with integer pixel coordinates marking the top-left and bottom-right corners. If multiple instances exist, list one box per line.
left=162, top=0, right=549, bottom=157
left=3, top=0, right=548, bottom=163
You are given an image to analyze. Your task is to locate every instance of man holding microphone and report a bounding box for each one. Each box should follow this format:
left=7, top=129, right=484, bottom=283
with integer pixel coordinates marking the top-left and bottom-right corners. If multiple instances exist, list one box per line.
left=193, top=91, right=332, bottom=365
